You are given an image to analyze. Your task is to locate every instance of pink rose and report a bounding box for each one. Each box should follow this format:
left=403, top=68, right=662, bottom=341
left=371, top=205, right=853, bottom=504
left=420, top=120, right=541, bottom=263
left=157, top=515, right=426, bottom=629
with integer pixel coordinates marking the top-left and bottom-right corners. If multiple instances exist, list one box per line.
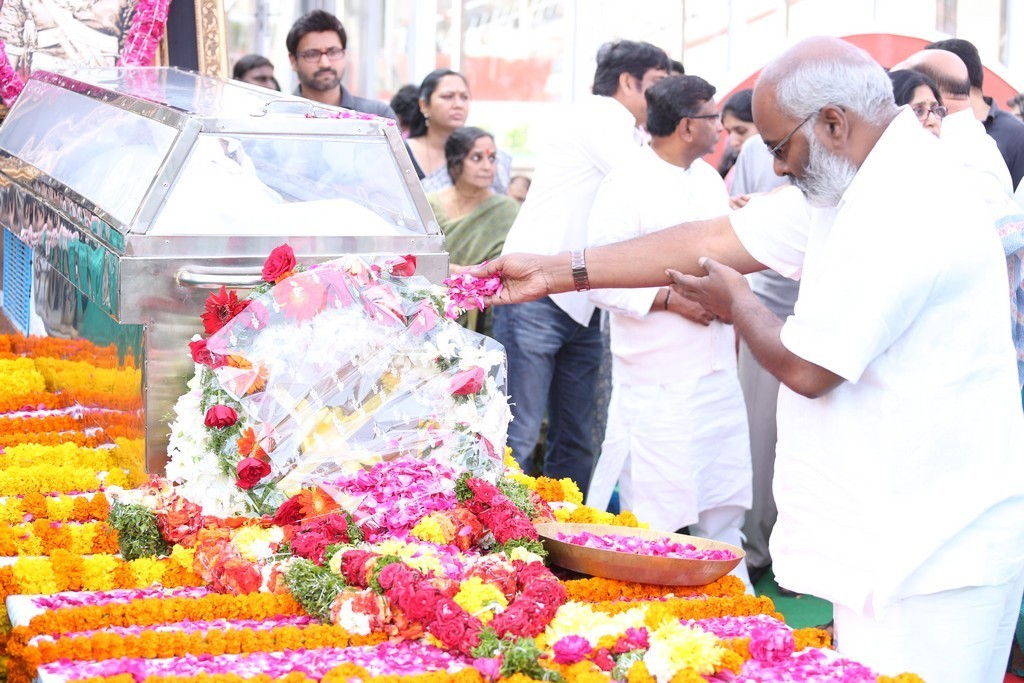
left=613, top=627, right=649, bottom=654
left=236, top=457, right=271, bottom=490
left=450, top=367, right=485, bottom=395
left=204, top=405, right=238, bottom=429
left=749, top=626, right=795, bottom=664
left=472, top=657, right=502, bottom=681
left=262, top=244, right=296, bottom=283
left=552, top=635, right=592, bottom=665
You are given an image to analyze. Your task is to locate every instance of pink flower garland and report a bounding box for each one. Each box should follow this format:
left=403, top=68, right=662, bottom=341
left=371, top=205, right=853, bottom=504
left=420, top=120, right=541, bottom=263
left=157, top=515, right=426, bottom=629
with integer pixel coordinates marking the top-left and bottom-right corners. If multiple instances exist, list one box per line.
left=118, top=0, right=173, bottom=67
left=0, top=38, right=25, bottom=106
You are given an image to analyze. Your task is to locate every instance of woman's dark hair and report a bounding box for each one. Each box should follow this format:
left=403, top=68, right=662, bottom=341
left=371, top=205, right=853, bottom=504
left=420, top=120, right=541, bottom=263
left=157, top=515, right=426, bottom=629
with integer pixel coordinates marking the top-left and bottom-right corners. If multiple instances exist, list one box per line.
left=445, top=126, right=493, bottom=183
left=889, top=69, right=942, bottom=107
left=390, top=84, right=421, bottom=130
left=592, top=40, right=671, bottom=96
left=232, top=54, right=273, bottom=81
left=408, top=69, right=469, bottom=139
left=721, top=88, right=754, bottom=123
left=286, top=10, right=347, bottom=55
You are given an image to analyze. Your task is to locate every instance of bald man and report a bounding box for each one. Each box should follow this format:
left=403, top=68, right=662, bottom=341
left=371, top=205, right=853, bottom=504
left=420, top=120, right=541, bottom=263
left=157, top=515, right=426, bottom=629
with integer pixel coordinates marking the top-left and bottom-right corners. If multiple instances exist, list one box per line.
left=477, top=37, right=1024, bottom=682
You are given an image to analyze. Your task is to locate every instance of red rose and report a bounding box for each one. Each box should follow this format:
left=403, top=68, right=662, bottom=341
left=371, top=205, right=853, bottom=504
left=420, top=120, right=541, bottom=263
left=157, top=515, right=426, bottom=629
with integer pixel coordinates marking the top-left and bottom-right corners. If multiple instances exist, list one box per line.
left=236, top=457, right=271, bottom=489
left=513, top=560, right=552, bottom=588
left=204, top=405, right=238, bottom=429
left=467, top=479, right=505, bottom=506
left=430, top=611, right=470, bottom=650
left=291, top=528, right=330, bottom=564
left=201, top=286, right=248, bottom=334
left=491, top=605, right=531, bottom=637
left=340, top=549, right=377, bottom=587
left=387, top=578, right=417, bottom=609
left=527, top=578, right=567, bottom=610
left=376, top=561, right=412, bottom=591
left=401, top=586, right=444, bottom=622
left=188, top=338, right=226, bottom=368
left=273, top=497, right=305, bottom=526
left=594, top=648, right=615, bottom=672
left=450, top=367, right=485, bottom=395
left=389, top=255, right=417, bottom=277
left=262, top=244, right=296, bottom=283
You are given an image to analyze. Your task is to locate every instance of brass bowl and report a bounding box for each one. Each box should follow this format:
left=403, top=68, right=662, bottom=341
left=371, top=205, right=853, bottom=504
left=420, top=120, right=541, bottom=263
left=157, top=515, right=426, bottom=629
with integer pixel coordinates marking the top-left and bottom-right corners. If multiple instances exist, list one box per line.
left=535, top=522, right=744, bottom=587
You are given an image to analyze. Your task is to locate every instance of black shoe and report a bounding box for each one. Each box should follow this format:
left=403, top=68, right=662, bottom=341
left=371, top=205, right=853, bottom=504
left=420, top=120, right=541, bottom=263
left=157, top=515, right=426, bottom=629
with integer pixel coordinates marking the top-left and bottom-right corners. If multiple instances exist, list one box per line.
left=748, top=564, right=771, bottom=586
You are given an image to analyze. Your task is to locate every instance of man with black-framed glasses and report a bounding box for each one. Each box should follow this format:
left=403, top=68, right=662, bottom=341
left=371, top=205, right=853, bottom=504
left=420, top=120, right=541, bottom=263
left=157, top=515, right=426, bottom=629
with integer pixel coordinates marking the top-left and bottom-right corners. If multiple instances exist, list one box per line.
left=285, top=10, right=397, bottom=121
left=584, top=74, right=754, bottom=593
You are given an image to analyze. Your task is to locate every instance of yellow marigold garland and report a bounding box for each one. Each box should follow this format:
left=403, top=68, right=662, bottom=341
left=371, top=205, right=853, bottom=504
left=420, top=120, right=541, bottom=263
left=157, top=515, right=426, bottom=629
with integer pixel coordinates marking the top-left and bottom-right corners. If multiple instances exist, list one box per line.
left=0, top=442, right=136, bottom=471
left=0, top=462, right=128, bottom=496
left=0, top=492, right=109, bottom=524
left=0, top=520, right=117, bottom=556
left=31, top=358, right=141, bottom=398
left=0, top=547, right=202, bottom=614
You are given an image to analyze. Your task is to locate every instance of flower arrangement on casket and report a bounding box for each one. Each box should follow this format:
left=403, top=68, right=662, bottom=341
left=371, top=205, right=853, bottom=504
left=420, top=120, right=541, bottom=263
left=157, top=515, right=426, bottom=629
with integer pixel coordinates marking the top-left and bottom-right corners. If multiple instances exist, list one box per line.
left=162, top=245, right=511, bottom=518
left=75, top=245, right=923, bottom=683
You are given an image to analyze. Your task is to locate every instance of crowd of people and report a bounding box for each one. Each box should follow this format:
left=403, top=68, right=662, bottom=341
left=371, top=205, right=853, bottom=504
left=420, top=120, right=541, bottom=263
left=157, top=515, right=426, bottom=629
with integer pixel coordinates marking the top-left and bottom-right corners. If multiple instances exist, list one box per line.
left=228, top=14, right=1024, bottom=681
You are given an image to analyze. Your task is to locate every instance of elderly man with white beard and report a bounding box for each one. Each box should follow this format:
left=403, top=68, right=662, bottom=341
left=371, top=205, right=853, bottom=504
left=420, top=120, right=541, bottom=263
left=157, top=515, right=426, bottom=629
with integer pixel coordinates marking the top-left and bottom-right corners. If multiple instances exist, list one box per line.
left=471, top=36, right=1024, bottom=682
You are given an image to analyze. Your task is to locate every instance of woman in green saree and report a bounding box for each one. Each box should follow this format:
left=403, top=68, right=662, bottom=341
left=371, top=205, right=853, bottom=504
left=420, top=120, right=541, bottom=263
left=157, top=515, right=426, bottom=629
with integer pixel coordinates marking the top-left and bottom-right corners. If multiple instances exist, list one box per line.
left=427, top=127, right=519, bottom=336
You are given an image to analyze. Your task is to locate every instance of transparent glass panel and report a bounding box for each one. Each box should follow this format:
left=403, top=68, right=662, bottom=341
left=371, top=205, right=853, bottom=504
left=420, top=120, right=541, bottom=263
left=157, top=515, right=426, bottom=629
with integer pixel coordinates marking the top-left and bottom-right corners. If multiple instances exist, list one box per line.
left=0, top=79, right=178, bottom=226
left=151, top=133, right=427, bottom=236
left=59, top=67, right=282, bottom=118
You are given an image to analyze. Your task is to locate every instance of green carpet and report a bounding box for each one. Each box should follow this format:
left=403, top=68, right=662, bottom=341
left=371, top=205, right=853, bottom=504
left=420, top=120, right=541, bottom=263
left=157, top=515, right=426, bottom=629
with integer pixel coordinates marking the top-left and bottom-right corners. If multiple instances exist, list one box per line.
left=754, top=565, right=833, bottom=629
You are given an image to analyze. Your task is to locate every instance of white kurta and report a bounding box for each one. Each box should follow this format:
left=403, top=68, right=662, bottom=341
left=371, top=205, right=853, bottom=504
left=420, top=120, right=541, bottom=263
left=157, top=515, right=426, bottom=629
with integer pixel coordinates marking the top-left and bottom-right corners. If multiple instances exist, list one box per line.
left=732, top=108, right=1024, bottom=615
left=585, top=146, right=752, bottom=532
left=500, top=95, right=643, bottom=326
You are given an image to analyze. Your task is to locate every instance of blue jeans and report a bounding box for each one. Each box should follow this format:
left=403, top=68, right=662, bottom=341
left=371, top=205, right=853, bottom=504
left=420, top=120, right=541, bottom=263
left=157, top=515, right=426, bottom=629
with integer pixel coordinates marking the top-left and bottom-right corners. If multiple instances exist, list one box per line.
left=493, top=297, right=604, bottom=497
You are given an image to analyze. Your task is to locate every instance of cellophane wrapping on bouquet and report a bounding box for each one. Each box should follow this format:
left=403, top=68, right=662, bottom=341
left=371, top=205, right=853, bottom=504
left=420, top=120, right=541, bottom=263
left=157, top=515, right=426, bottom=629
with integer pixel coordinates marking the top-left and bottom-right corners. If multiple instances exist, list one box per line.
left=164, top=255, right=510, bottom=518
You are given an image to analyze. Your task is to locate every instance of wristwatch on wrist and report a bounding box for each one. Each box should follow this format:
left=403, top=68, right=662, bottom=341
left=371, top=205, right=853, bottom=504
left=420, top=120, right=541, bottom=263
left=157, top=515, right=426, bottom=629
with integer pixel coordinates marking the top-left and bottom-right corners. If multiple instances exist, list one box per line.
left=571, top=250, right=591, bottom=292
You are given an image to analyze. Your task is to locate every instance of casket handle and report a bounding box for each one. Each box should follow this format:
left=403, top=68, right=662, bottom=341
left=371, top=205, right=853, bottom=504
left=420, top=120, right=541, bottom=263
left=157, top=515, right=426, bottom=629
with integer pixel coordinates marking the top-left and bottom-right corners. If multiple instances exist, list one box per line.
left=176, top=268, right=266, bottom=289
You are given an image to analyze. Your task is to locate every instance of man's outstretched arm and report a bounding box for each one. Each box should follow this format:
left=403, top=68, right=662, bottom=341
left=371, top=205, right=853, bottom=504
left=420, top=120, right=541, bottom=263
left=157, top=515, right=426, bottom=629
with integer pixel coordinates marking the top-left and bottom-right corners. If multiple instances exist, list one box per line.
left=472, top=214, right=764, bottom=304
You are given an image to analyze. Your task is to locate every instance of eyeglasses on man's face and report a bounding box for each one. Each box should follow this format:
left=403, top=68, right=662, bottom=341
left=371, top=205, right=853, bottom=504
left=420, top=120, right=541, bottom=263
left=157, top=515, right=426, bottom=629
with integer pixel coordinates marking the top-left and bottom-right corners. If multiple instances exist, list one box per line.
left=686, top=113, right=721, bottom=120
left=297, top=47, right=345, bottom=63
left=912, top=104, right=948, bottom=121
left=766, top=110, right=818, bottom=161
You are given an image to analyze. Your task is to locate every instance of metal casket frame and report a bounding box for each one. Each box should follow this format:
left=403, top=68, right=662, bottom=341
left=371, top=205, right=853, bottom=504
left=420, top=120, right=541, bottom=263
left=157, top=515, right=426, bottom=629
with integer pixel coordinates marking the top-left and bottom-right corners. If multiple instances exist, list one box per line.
left=0, top=66, right=447, bottom=474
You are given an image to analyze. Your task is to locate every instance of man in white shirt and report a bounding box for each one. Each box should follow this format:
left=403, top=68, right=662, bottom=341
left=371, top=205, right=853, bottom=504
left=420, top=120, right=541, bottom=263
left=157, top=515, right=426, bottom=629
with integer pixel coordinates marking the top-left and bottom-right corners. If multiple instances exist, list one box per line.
left=896, top=49, right=1024, bottom=389
left=475, top=37, right=1024, bottom=682
left=585, top=75, right=752, bottom=590
left=493, top=40, right=670, bottom=493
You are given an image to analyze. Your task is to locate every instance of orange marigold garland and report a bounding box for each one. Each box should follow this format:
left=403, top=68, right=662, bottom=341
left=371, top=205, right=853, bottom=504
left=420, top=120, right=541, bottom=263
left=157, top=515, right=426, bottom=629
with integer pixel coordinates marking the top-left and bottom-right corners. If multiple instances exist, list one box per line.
left=10, top=624, right=385, bottom=683
left=561, top=575, right=744, bottom=603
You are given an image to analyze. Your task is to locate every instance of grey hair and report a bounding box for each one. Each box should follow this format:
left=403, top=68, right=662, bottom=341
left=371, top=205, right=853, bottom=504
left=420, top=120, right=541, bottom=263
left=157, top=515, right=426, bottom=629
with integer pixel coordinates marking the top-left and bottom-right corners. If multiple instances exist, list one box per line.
left=764, top=48, right=896, bottom=127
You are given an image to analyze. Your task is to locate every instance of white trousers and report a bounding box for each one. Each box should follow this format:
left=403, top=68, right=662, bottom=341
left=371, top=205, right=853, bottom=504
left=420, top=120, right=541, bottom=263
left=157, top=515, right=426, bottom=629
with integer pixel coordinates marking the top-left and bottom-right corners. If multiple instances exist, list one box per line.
left=682, top=503, right=753, bottom=594
left=833, top=567, right=1024, bottom=682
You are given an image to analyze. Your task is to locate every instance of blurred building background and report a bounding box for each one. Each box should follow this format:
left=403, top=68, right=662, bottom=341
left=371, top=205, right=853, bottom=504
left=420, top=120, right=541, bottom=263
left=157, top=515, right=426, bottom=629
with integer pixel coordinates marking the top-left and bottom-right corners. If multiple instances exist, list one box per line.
left=226, top=0, right=1024, bottom=169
